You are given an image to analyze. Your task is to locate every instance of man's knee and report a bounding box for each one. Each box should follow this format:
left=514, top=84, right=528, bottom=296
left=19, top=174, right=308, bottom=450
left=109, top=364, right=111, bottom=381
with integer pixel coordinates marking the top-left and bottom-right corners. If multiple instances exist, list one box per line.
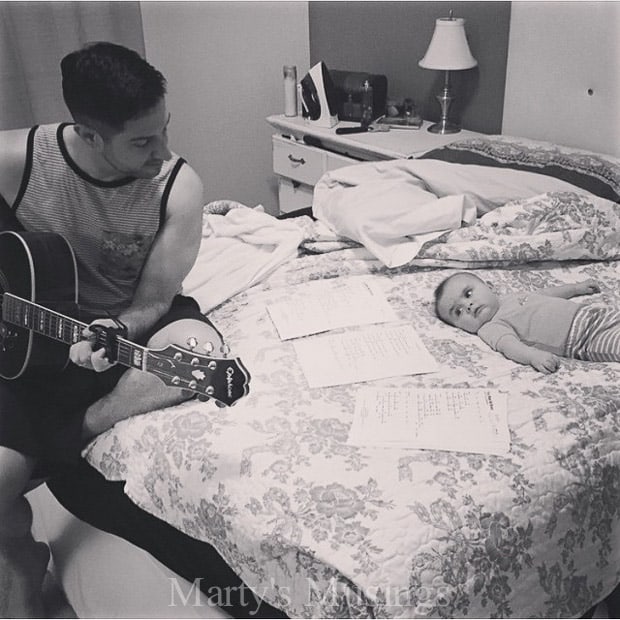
left=145, top=319, right=226, bottom=402
left=146, top=318, right=222, bottom=353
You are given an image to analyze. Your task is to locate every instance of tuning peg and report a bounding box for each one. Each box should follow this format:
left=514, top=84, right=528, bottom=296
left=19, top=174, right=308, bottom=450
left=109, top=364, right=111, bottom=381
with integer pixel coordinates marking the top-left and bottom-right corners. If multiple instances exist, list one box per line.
left=203, top=341, right=214, bottom=354
left=220, top=343, right=230, bottom=358
left=186, top=336, right=198, bottom=351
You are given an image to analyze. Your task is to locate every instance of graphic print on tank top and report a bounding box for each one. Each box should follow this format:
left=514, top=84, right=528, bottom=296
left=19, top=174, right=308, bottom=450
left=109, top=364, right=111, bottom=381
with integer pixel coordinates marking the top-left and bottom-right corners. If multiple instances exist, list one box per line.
left=99, top=230, right=155, bottom=281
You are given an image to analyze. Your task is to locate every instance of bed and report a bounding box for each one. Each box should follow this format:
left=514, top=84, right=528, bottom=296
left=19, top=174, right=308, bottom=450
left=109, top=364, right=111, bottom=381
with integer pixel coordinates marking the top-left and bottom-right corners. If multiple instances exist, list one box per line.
left=41, top=135, right=620, bottom=618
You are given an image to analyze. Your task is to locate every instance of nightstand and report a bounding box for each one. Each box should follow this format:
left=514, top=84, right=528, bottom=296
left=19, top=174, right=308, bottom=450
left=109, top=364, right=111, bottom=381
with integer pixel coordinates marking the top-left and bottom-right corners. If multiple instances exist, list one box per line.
left=267, top=114, right=485, bottom=214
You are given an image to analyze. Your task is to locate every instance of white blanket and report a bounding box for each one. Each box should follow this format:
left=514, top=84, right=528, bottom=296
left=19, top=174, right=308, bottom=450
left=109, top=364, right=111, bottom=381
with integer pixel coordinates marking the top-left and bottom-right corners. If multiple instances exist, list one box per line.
left=312, top=159, right=588, bottom=267
left=182, top=204, right=303, bottom=313
left=182, top=161, right=592, bottom=313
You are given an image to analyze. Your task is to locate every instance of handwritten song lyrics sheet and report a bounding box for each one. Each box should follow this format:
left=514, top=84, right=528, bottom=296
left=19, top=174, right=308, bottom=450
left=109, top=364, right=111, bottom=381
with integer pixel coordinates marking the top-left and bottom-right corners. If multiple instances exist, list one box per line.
left=267, top=276, right=397, bottom=340
left=293, top=323, right=438, bottom=388
left=349, top=387, right=510, bottom=456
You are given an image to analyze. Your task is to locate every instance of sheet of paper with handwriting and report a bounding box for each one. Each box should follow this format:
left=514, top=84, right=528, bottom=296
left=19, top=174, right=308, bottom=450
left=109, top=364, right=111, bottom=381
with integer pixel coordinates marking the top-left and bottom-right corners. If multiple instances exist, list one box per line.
left=349, top=387, right=510, bottom=456
left=293, top=323, right=438, bottom=388
left=267, top=276, right=397, bottom=340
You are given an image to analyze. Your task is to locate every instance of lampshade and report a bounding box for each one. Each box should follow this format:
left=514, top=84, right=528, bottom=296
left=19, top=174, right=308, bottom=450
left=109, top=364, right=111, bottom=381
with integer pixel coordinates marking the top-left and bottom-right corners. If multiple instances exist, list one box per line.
left=419, top=17, right=477, bottom=71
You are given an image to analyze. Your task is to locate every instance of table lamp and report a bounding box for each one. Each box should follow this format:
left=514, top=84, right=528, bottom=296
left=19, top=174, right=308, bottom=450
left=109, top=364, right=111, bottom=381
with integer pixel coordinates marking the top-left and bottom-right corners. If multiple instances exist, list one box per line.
left=419, top=13, right=477, bottom=134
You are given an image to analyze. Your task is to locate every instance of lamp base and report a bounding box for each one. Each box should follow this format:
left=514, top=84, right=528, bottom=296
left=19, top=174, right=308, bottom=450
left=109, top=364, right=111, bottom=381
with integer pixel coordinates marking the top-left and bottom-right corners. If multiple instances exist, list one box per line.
left=427, top=119, right=461, bottom=134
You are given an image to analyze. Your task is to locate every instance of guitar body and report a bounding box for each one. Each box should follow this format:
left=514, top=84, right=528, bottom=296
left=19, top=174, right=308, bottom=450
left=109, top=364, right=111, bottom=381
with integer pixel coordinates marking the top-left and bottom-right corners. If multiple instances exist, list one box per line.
left=0, top=231, right=78, bottom=379
left=0, top=231, right=250, bottom=404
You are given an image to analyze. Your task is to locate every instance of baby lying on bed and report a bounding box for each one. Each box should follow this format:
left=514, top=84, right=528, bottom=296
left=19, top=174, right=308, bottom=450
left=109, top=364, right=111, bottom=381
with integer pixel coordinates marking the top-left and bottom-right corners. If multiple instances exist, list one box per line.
left=434, top=272, right=620, bottom=373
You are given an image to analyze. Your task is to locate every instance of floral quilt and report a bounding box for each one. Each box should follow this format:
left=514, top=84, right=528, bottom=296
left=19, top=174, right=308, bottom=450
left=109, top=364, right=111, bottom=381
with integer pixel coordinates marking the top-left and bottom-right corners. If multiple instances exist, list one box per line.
left=84, top=190, right=620, bottom=619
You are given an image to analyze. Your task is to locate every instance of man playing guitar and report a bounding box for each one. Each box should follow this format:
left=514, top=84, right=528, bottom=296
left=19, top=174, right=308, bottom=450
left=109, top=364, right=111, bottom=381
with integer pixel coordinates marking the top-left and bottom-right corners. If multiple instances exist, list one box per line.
left=0, top=42, right=225, bottom=616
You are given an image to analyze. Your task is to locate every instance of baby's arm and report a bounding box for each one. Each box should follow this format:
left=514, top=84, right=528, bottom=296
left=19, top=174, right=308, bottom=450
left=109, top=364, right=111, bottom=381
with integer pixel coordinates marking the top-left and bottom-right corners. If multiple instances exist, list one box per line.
left=539, top=279, right=600, bottom=299
left=495, top=334, right=561, bottom=374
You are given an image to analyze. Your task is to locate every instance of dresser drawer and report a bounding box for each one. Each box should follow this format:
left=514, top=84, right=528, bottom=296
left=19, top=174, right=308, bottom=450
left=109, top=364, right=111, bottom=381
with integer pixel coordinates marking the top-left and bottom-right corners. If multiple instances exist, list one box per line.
left=325, top=150, right=358, bottom=173
left=272, top=135, right=325, bottom=186
left=278, top=178, right=314, bottom=214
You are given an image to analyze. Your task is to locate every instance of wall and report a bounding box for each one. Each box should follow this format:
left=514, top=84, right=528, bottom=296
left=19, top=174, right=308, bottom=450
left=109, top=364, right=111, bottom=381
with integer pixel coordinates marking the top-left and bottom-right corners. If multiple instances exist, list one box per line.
left=308, top=1, right=511, bottom=134
left=140, top=1, right=309, bottom=214
left=139, top=1, right=619, bottom=217
left=0, top=2, right=144, bottom=130
left=503, top=2, right=620, bottom=157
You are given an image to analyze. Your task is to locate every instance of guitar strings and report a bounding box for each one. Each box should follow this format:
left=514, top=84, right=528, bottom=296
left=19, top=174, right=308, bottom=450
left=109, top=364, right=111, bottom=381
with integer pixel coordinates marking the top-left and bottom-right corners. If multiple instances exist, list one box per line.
left=1, top=294, right=240, bottom=402
left=2, top=293, right=235, bottom=399
left=2, top=292, right=144, bottom=366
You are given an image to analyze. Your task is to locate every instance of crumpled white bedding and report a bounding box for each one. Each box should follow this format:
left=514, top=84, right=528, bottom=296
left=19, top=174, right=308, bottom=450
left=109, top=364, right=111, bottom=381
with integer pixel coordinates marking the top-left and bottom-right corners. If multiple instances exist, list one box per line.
left=182, top=161, right=595, bottom=315
left=313, top=158, right=591, bottom=267
left=182, top=202, right=303, bottom=313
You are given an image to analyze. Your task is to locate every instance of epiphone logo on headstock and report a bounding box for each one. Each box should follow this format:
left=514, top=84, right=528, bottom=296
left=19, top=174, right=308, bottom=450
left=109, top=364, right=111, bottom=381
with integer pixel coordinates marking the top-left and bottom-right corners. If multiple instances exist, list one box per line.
left=226, top=365, right=235, bottom=398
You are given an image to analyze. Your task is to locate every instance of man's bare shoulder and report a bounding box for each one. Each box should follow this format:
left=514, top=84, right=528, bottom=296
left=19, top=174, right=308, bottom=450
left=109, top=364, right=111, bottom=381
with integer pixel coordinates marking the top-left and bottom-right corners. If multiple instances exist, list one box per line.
left=0, top=127, right=31, bottom=204
left=167, top=161, right=204, bottom=215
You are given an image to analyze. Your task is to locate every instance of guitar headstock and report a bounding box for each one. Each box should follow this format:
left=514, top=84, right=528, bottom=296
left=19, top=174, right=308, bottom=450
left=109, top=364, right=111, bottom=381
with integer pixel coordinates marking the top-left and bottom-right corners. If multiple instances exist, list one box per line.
left=146, top=344, right=251, bottom=406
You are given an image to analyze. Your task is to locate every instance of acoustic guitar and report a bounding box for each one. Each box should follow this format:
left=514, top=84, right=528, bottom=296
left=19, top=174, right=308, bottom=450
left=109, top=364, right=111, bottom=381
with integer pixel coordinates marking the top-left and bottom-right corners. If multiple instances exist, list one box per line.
left=0, top=230, right=250, bottom=406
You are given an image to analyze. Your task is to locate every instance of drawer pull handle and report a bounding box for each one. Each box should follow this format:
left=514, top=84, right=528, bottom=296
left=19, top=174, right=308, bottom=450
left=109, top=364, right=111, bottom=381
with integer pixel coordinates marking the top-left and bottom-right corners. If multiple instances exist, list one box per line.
left=288, top=154, right=306, bottom=165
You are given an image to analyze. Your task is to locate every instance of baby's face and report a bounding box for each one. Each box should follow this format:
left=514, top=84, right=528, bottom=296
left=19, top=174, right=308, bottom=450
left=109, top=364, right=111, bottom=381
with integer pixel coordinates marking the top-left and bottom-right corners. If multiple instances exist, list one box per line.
left=437, top=273, right=499, bottom=333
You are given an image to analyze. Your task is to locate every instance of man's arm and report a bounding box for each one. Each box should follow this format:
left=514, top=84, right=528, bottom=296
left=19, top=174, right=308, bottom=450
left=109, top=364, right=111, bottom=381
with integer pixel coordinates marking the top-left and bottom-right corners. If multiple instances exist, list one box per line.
left=118, top=164, right=205, bottom=339
left=539, top=279, right=600, bottom=299
left=495, top=334, right=560, bottom=374
left=70, top=163, right=207, bottom=371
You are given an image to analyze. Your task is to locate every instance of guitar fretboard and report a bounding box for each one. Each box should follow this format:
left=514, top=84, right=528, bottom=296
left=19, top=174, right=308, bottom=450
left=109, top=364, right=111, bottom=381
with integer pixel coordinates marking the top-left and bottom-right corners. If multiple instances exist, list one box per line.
left=1, top=293, right=145, bottom=370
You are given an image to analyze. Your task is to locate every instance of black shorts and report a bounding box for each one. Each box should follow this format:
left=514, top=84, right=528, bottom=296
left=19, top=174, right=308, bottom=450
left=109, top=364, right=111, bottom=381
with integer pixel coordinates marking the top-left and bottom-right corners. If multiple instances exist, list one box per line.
left=0, top=295, right=215, bottom=477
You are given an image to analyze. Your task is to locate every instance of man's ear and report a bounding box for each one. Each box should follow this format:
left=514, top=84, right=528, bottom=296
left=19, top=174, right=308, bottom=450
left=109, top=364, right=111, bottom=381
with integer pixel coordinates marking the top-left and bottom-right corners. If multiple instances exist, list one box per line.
left=73, top=123, right=105, bottom=152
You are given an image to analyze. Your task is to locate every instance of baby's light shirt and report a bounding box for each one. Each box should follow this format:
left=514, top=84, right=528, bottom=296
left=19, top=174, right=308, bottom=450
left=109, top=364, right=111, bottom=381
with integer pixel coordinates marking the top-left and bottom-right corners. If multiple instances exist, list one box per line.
left=478, top=292, right=581, bottom=355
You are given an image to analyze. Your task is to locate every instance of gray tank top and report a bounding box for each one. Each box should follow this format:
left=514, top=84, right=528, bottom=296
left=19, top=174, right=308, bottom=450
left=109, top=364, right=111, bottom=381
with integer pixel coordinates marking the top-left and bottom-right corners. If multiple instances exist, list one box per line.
left=13, top=123, right=185, bottom=319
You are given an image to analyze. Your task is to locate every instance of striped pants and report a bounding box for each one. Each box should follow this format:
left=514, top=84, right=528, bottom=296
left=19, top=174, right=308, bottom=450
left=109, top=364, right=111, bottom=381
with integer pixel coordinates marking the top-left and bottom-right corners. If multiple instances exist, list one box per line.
left=565, top=305, right=620, bottom=362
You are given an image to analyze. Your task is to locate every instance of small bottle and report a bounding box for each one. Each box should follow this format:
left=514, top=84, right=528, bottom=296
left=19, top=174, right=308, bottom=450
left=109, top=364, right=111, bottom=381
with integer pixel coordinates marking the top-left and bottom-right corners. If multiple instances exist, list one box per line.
left=283, top=65, right=297, bottom=117
left=361, top=80, right=374, bottom=126
left=403, top=98, right=417, bottom=125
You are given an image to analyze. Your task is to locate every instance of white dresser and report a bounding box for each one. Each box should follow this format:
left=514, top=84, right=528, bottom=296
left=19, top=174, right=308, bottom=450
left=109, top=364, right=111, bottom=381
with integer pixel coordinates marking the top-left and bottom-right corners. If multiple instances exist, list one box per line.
left=267, top=114, right=485, bottom=214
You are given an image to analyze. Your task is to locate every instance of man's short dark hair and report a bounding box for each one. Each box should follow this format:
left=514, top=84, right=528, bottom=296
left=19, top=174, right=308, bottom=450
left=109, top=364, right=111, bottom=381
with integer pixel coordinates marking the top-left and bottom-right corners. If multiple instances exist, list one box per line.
left=61, top=42, right=167, bottom=131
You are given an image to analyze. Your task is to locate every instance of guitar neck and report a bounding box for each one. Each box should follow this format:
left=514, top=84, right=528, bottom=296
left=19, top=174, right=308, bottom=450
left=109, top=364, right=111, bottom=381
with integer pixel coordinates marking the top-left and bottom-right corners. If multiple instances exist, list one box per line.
left=2, top=293, right=145, bottom=370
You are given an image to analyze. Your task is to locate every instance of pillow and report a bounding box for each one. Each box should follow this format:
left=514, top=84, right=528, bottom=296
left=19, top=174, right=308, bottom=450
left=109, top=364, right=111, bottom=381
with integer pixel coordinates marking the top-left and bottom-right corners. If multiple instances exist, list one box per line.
left=419, top=135, right=620, bottom=203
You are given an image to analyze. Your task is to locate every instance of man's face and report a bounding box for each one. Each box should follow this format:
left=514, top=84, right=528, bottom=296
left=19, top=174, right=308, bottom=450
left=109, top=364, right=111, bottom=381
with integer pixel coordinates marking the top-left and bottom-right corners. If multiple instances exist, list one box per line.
left=99, top=98, right=172, bottom=179
left=436, top=273, right=499, bottom=333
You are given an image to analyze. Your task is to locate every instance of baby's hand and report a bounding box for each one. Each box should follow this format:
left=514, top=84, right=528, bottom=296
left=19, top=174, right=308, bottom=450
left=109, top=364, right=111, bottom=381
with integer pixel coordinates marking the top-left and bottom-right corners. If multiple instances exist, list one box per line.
left=576, top=279, right=601, bottom=295
left=529, top=350, right=560, bottom=374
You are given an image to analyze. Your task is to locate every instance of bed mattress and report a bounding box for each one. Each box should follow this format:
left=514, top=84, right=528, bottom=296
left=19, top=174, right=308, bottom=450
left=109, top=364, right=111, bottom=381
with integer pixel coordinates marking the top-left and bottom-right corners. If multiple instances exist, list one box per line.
left=51, top=141, right=620, bottom=618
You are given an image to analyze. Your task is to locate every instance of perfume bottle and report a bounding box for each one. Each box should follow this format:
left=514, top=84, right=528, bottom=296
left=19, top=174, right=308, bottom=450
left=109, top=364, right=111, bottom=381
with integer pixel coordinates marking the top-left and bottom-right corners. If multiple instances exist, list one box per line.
left=283, top=65, right=297, bottom=117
